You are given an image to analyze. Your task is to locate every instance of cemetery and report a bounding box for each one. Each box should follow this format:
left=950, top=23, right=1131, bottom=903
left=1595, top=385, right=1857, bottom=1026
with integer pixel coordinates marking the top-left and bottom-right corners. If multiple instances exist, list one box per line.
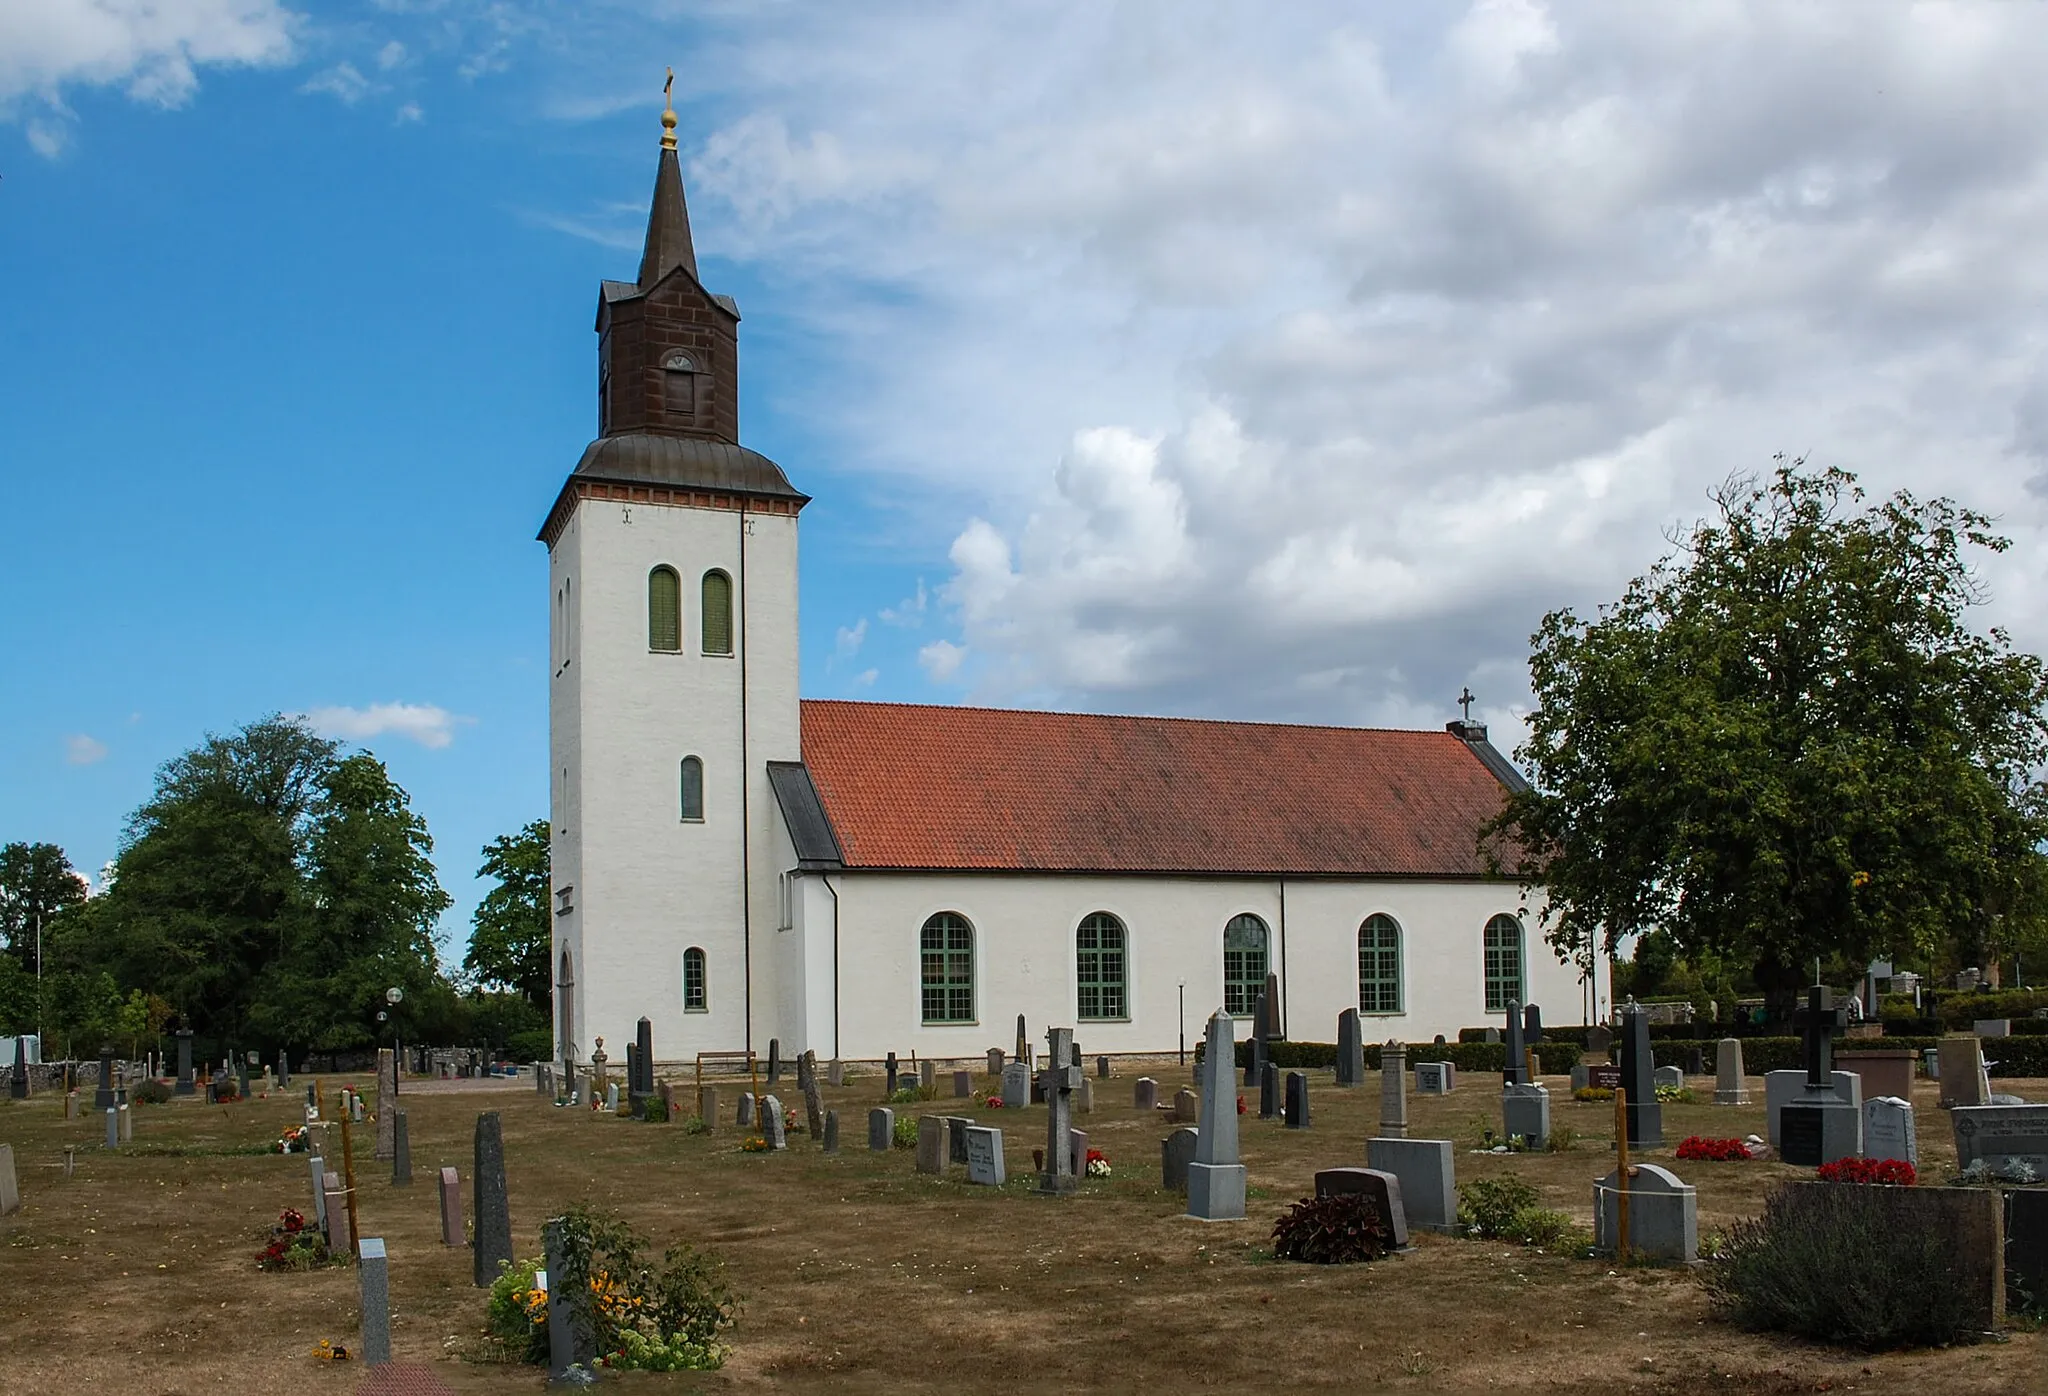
left=0, top=1005, right=2043, bottom=1392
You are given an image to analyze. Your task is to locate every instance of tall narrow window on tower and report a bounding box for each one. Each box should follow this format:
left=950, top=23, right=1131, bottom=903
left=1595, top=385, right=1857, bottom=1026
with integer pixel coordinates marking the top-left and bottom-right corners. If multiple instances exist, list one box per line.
left=648, top=566, right=681, bottom=651
left=662, top=349, right=704, bottom=424
left=701, top=570, right=733, bottom=654
left=679, top=755, right=704, bottom=822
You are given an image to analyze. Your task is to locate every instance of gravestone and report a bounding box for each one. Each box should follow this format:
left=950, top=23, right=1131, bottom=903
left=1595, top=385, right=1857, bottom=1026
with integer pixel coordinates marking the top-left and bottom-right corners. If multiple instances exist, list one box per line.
left=0, top=1144, right=17, bottom=1216
left=175, top=1030, right=195, bottom=1095
left=828, top=1058, right=845, bottom=1087
left=1366, top=1137, right=1456, bottom=1233
left=1187, top=1010, right=1248, bottom=1221
left=1001, top=1063, right=1031, bottom=1109
left=1069, top=1128, right=1089, bottom=1179
left=1173, top=1088, right=1199, bottom=1123
left=1248, top=991, right=1270, bottom=1089
left=761, top=1095, right=787, bottom=1150
left=1097, top=1055, right=1111, bottom=1079
left=1076, top=1076, right=1094, bottom=1114
left=868, top=1107, right=893, bottom=1152
left=1714, top=1038, right=1751, bottom=1105
left=357, top=1237, right=392, bottom=1365
left=544, top=1218, right=598, bottom=1380
left=1503, top=999, right=1528, bottom=1086
left=1502, top=1083, right=1550, bottom=1150
left=1258, top=1061, right=1280, bottom=1119
left=1975, top=1018, right=2012, bottom=1039
left=1523, top=1002, right=1543, bottom=1045
left=1587, top=1024, right=1613, bottom=1057
left=323, top=1171, right=352, bottom=1256
left=1380, top=1041, right=1409, bottom=1138
left=1939, top=1036, right=1992, bottom=1109
left=696, top=1085, right=719, bottom=1131
left=947, top=1115, right=973, bottom=1165
left=736, top=1092, right=755, bottom=1128
left=953, top=1070, right=973, bottom=1098
left=1264, top=971, right=1284, bottom=1040
left=1587, top=1063, right=1622, bottom=1090
left=659, top=1080, right=676, bottom=1123
left=391, top=1110, right=411, bottom=1185
left=104, top=1107, right=118, bottom=1149
left=94, top=1047, right=115, bottom=1109
left=1593, top=1163, right=1697, bottom=1261
left=1654, top=1065, right=1684, bottom=1091
left=822, top=1110, right=840, bottom=1153
left=374, top=1049, right=397, bottom=1160
left=767, top=1038, right=781, bottom=1084
left=915, top=1115, right=947, bottom=1174
left=1040, top=1026, right=1081, bottom=1195
left=1414, top=1061, right=1452, bottom=1096
left=1134, top=1077, right=1159, bottom=1111
left=633, top=1017, right=654, bottom=1109
left=1313, top=1167, right=1409, bottom=1249
left=1619, top=1002, right=1663, bottom=1148
left=802, top=1064, right=826, bottom=1141
left=118, top=1101, right=131, bottom=1143
left=1781, top=985, right=1861, bottom=1166
left=1284, top=1071, right=1310, bottom=1129
left=438, top=1166, right=462, bottom=1245
left=965, top=1125, right=1006, bottom=1185
left=308, top=1154, right=329, bottom=1233
left=472, top=1112, right=512, bottom=1287
left=277, top=1050, right=290, bottom=1089
left=623, top=1044, right=640, bottom=1112
left=2006, top=1190, right=2048, bottom=1318
left=1765, top=1070, right=1861, bottom=1146
left=884, top=1053, right=899, bottom=1098
left=1864, top=1096, right=1918, bottom=1167
left=1335, top=1008, right=1364, bottom=1087
left=1952, top=1103, right=2048, bottom=1175
left=1838, top=1049, right=1914, bottom=1104
left=1776, top=1182, right=2005, bottom=1330
left=1483, top=1028, right=1499, bottom=1045
left=919, top=1060, right=937, bottom=1091
left=1015, top=1015, right=1030, bottom=1073
left=987, top=1048, right=1004, bottom=1076
left=1162, top=1127, right=1199, bottom=1192
left=1684, top=1046, right=1706, bottom=1077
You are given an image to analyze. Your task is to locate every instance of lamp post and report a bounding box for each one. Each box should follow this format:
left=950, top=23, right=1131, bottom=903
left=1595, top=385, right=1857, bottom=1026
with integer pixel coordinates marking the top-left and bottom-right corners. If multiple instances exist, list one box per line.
left=385, top=986, right=404, bottom=1095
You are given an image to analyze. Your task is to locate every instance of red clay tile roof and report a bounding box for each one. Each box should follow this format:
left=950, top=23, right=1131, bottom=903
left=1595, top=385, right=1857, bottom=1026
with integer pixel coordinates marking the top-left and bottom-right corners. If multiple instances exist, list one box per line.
left=797, top=700, right=1519, bottom=877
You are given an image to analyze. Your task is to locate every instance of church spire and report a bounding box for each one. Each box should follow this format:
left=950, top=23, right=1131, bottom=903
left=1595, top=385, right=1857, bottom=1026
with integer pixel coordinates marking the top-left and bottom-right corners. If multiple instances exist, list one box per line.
left=637, top=69, right=699, bottom=289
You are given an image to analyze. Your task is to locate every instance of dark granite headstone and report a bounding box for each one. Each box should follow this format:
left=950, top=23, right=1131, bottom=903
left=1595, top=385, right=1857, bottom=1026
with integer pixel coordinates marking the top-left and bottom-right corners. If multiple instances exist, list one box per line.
left=1313, top=1166, right=1409, bottom=1249
left=767, top=1037, right=781, bottom=1084
left=634, top=1016, right=654, bottom=1106
left=884, top=1052, right=898, bottom=1097
left=544, top=1217, right=597, bottom=1379
left=822, top=1109, right=840, bottom=1154
left=9, top=1037, right=28, bottom=1100
left=1685, top=1045, right=1706, bottom=1077
left=1522, top=1002, right=1543, bottom=1044
left=2006, top=1188, right=2048, bottom=1314
left=1259, top=1060, right=1279, bottom=1119
left=391, top=1110, right=411, bottom=1185
left=1503, top=999, right=1528, bottom=1086
left=95, top=1048, right=116, bottom=1109
left=1283, top=1070, right=1310, bottom=1129
left=472, top=1112, right=512, bottom=1287
left=1335, top=1008, right=1364, bottom=1088
left=1248, top=991, right=1270, bottom=1089
left=1619, top=1003, right=1663, bottom=1148
left=175, top=1031, right=195, bottom=1095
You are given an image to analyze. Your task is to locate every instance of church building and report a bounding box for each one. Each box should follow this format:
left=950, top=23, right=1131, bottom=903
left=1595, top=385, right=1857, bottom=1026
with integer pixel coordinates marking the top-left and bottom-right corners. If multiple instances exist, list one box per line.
left=541, top=101, right=1609, bottom=1067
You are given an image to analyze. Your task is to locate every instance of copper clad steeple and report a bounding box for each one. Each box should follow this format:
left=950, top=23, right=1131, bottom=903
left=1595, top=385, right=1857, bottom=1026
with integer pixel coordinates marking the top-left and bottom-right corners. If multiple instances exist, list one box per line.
left=638, top=69, right=698, bottom=288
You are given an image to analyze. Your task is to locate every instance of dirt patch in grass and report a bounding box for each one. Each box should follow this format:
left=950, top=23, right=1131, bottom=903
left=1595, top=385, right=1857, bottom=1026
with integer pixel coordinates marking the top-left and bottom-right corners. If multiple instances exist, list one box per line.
left=0, top=1069, right=2036, bottom=1393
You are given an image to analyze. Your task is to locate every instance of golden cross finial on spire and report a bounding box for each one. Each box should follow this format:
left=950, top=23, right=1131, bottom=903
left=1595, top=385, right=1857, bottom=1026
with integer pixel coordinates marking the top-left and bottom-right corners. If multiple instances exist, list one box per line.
left=661, top=67, right=677, bottom=150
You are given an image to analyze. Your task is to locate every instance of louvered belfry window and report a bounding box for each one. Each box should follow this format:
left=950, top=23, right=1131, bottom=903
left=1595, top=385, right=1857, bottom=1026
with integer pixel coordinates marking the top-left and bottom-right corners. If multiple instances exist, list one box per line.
left=701, top=570, right=733, bottom=655
left=1484, top=914, right=1525, bottom=1012
left=648, top=567, right=681, bottom=652
left=920, top=912, right=974, bottom=1023
left=1076, top=912, right=1128, bottom=1020
left=1223, top=914, right=1269, bottom=1017
left=1358, top=914, right=1402, bottom=1015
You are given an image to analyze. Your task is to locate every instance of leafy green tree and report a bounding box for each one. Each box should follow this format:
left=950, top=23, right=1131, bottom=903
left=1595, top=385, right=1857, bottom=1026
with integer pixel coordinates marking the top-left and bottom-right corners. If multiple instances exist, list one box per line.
left=1487, top=461, right=2048, bottom=1021
left=465, top=819, right=552, bottom=1010
left=0, top=955, right=37, bottom=1036
left=0, top=842, right=88, bottom=969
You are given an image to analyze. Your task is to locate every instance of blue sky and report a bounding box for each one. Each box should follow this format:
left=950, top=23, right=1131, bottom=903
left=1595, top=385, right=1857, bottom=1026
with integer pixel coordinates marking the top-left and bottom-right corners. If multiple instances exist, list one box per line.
left=8, top=3, right=2048, bottom=959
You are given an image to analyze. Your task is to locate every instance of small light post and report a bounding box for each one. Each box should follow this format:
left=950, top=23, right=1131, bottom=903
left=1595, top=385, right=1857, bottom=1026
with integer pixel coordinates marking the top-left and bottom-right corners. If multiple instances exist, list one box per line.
left=385, top=987, right=404, bottom=1095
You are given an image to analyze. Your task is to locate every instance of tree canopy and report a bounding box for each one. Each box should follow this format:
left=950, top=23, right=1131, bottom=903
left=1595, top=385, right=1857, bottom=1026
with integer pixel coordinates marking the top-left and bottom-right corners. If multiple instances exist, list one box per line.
left=1488, top=460, right=2048, bottom=1014
left=464, top=818, right=553, bottom=1011
left=0, top=841, right=88, bottom=968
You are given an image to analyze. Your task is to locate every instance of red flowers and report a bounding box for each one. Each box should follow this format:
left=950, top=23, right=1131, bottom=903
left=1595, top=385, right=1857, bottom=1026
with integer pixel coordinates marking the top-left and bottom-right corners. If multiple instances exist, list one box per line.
left=1236, top=1095, right=1247, bottom=1115
left=279, top=1208, right=307, bottom=1233
left=985, top=1095, right=1005, bottom=1109
left=1817, top=1157, right=1916, bottom=1186
left=1675, top=1136, right=1751, bottom=1162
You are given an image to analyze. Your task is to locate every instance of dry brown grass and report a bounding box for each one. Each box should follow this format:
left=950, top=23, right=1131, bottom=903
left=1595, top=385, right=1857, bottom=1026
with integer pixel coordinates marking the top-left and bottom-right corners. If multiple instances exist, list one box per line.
left=0, top=1066, right=2038, bottom=1394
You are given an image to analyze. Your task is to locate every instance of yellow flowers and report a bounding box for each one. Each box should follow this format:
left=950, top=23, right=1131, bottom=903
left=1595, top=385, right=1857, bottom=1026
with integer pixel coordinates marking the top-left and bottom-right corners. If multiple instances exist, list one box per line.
left=1851, top=870, right=1871, bottom=887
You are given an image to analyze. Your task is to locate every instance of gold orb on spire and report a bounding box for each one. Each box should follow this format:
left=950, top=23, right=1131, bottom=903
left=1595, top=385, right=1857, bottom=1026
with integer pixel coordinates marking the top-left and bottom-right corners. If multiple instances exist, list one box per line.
left=661, top=66, right=678, bottom=150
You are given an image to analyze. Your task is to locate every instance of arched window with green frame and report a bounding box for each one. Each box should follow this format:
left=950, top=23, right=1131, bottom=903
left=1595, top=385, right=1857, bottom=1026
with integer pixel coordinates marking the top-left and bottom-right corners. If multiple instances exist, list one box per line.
left=701, top=570, right=734, bottom=655
left=1223, top=914, right=1269, bottom=1017
left=1076, top=912, right=1128, bottom=1021
left=1484, top=913, right=1525, bottom=1012
left=920, top=912, right=974, bottom=1024
left=1358, top=913, right=1403, bottom=1014
left=648, top=566, right=681, bottom=652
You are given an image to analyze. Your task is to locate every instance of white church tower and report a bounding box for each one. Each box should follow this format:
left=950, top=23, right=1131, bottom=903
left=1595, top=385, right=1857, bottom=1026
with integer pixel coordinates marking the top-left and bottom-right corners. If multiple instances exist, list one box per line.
left=539, top=89, right=807, bottom=1069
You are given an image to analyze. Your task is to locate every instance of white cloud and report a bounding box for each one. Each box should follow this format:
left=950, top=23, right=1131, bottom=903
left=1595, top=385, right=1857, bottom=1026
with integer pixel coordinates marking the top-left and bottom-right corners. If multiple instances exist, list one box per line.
left=0, top=0, right=295, bottom=152
left=394, top=99, right=422, bottom=124
left=302, top=702, right=468, bottom=750
left=918, top=640, right=966, bottom=684
left=878, top=579, right=927, bottom=627
left=64, top=733, right=108, bottom=765
left=853, top=667, right=878, bottom=689
left=376, top=40, right=406, bottom=70
left=301, top=61, right=369, bottom=104
left=834, top=617, right=868, bottom=658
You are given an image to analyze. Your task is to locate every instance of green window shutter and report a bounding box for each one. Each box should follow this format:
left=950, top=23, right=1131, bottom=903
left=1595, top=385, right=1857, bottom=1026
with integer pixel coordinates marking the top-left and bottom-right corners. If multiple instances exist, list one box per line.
left=648, top=568, right=681, bottom=651
left=702, top=571, right=733, bottom=654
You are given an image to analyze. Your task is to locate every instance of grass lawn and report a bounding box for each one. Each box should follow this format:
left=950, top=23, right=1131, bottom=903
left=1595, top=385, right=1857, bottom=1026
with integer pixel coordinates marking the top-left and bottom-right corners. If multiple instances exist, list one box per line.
left=0, top=1064, right=2038, bottom=1393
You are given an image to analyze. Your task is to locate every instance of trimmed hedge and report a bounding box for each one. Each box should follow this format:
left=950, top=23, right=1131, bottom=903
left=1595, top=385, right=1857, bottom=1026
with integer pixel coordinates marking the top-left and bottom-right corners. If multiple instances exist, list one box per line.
left=1658, top=1035, right=2048, bottom=1078
left=1234, top=1039, right=1580, bottom=1075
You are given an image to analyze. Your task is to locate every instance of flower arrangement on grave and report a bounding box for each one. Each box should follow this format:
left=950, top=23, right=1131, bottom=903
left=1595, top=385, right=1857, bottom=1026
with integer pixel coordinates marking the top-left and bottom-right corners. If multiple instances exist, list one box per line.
left=1573, top=1086, right=1614, bottom=1102
left=1085, top=1148, right=1110, bottom=1179
left=271, top=1125, right=309, bottom=1155
left=783, top=1106, right=798, bottom=1133
left=256, top=1207, right=330, bottom=1271
left=1236, top=1094, right=1247, bottom=1115
left=1676, top=1136, right=1754, bottom=1162
left=739, top=1135, right=770, bottom=1153
left=1815, top=1157, right=1916, bottom=1186
left=985, top=1095, right=1004, bottom=1108
left=485, top=1205, right=738, bottom=1372
left=1654, top=1083, right=1695, bottom=1104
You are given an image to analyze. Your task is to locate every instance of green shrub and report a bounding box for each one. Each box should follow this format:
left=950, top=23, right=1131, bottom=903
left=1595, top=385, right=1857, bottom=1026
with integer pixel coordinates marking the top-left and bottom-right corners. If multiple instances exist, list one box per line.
left=887, top=1086, right=922, bottom=1105
left=1271, top=1193, right=1392, bottom=1264
left=131, top=1079, right=172, bottom=1105
left=539, top=1204, right=737, bottom=1372
left=681, top=1114, right=708, bottom=1135
left=1547, top=1126, right=1580, bottom=1152
left=485, top=1257, right=550, bottom=1364
left=1703, top=1184, right=1986, bottom=1349
left=1238, top=1040, right=1580, bottom=1075
left=1457, top=1176, right=1542, bottom=1238
left=1509, top=1207, right=1586, bottom=1251
left=892, top=1114, right=920, bottom=1149
left=640, top=1095, right=670, bottom=1123
left=507, top=1029, right=554, bottom=1064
